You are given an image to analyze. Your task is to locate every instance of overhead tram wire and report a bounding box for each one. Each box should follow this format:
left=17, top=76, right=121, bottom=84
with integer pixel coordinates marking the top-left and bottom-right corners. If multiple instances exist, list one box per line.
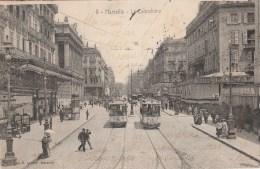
left=58, top=11, right=134, bottom=44
left=137, top=0, right=170, bottom=42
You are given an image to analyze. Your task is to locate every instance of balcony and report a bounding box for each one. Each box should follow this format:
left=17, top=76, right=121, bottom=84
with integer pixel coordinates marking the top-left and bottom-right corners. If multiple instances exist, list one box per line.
left=244, top=39, right=255, bottom=49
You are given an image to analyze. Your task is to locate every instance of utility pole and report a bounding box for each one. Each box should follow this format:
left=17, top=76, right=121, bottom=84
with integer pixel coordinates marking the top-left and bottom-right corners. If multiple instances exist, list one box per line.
left=227, top=43, right=236, bottom=139
left=130, top=69, right=134, bottom=115
left=43, top=57, right=49, bottom=130
left=2, top=41, right=17, bottom=166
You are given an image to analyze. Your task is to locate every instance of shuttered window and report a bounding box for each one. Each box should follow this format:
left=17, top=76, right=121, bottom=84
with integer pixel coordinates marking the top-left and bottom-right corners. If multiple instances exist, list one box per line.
left=243, top=31, right=248, bottom=44
left=227, top=13, right=241, bottom=24
left=230, top=30, right=239, bottom=44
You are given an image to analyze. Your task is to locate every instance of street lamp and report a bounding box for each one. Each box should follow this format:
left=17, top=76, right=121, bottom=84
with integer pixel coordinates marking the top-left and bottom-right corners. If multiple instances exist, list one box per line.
left=130, top=69, right=134, bottom=115
left=43, top=57, right=49, bottom=130
left=227, top=43, right=236, bottom=139
left=1, top=40, right=17, bottom=166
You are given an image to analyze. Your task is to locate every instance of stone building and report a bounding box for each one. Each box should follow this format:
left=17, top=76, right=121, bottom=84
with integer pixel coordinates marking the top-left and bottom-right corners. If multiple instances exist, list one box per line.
left=55, top=17, right=85, bottom=105
left=107, top=67, right=115, bottom=97
left=0, top=4, right=71, bottom=120
left=142, top=37, right=187, bottom=99
left=83, top=44, right=109, bottom=100
left=184, top=1, right=256, bottom=107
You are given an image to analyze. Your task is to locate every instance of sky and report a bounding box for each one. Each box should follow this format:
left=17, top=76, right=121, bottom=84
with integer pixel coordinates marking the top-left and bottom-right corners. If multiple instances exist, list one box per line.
left=53, top=0, right=203, bottom=84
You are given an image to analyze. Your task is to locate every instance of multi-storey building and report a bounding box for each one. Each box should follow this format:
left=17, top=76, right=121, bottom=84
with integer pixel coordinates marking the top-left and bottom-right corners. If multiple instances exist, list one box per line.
left=55, top=17, right=85, bottom=104
left=184, top=1, right=256, bottom=107
left=83, top=44, right=109, bottom=99
left=142, top=37, right=187, bottom=98
left=131, top=70, right=144, bottom=95
left=0, top=4, right=71, bottom=120
left=107, top=67, right=115, bottom=97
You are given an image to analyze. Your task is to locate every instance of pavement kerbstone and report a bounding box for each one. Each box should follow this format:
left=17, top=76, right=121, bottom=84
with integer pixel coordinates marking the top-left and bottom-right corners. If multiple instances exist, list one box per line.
left=192, top=124, right=260, bottom=163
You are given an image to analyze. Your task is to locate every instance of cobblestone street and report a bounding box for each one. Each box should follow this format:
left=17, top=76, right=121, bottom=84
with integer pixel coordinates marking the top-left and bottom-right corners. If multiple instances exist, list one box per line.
left=24, top=105, right=260, bottom=169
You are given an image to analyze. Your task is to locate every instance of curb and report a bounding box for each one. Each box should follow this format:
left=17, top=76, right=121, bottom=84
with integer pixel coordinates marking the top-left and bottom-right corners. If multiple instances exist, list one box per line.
left=192, top=124, right=260, bottom=163
left=21, top=114, right=96, bottom=169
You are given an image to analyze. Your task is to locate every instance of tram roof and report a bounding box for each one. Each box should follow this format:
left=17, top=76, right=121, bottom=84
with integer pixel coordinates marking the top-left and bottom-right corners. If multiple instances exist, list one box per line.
left=109, top=100, right=127, bottom=105
left=141, top=99, right=161, bottom=105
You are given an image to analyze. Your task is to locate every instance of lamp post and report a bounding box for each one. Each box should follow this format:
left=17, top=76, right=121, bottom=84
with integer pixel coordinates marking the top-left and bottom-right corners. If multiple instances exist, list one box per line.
left=1, top=41, right=17, bottom=166
left=43, top=57, right=49, bottom=130
left=227, top=43, right=236, bottom=139
left=130, top=69, right=134, bottom=115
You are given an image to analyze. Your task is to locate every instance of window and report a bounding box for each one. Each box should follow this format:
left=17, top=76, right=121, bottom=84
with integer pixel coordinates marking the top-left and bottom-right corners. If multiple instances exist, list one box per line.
left=16, top=6, right=20, bottom=18
left=22, top=10, right=25, bottom=21
left=16, top=34, right=20, bottom=49
left=29, top=42, right=32, bottom=54
left=231, top=50, right=239, bottom=68
left=230, top=14, right=238, bottom=23
left=48, top=52, right=51, bottom=63
left=35, top=45, right=39, bottom=57
left=230, top=30, right=239, bottom=44
left=40, top=25, right=43, bottom=33
left=9, top=5, right=13, bottom=13
left=245, top=12, right=254, bottom=24
left=22, top=38, right=25, bottom=51
left=227, top=13, right=241, bottom=24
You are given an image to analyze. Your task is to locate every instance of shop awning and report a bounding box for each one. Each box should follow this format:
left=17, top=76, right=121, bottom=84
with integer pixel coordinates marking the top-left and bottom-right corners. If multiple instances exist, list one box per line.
left=21, top=64, right=71, bottom=80
left=203, top=71, right=247, bottom=77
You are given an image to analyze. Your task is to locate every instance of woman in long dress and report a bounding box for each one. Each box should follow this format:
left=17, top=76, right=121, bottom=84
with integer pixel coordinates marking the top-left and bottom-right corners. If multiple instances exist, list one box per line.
left=221, top=119, right=228, bottom=138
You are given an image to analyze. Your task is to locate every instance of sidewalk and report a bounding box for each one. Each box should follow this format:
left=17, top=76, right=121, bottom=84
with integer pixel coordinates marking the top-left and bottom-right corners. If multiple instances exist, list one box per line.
left=163, top=108, right=260, bottom=163
left=193, top=123, right=260, bottom=163
left=0, top=105, right=97, bottom=169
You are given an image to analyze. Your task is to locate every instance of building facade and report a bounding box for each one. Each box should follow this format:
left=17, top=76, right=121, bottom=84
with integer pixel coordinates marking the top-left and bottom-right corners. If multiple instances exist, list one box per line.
left=142, top=37, right=187, bottom=98
left=183, top=1, right=256, bottom=107
left=107, top=67, right=115, bottom=97
left=0, top=4, right=72, bottom=120
left=83, top=44, right=109, bottom=100
left=55, top=17, right=85, bottom=105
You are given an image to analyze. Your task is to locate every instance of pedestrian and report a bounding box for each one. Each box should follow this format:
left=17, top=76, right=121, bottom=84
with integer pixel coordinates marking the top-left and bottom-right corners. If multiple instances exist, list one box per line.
left=216, top=120, right=222, bottom=138
left=193, top=107, right=198, bottom=123
left=91, top=102, right=94, bottom=108
left=84, top=102, right=87, bottom=108
left=86, top=110, right=89, bottom=120
left=39, top=107, right=43, bottom=125
left=195, top=110, right=202, bottom=125
left=17, top=121, right=22, bottom=138
left=203, top=109, right=209, bottom=124
left=41, top=132, right=50, bottom=158
left=86, top=129, right=93, bottom=150
left=59, top=107, right=64, bottom=122
left=78, top=128, right=92, bottom=152
left=221, top=119, right=228, bottom=138
left=49, top=116, right=52, bottom=130
left=188, top=105, right=192, bottom=115
left=211, top=107, right=216, bottom=123
left=215, top=113, right=220, bottom=123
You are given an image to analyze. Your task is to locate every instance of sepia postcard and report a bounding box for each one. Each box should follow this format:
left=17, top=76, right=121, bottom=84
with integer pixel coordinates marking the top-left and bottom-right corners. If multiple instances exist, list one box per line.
left=0, top=0, right=259, bottom=169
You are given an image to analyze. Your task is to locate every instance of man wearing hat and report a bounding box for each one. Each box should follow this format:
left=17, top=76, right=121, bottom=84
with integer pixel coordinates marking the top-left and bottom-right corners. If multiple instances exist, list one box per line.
left=78, top=128, right=92, bottom=152
left=78, top=128, right=87, bottom=152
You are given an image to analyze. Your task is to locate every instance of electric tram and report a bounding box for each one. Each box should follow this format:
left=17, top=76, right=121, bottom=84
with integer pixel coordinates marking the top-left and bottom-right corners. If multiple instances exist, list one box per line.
left=140, top=99, right=161, bottom=129
left=108, top=100, right=128, bottom=127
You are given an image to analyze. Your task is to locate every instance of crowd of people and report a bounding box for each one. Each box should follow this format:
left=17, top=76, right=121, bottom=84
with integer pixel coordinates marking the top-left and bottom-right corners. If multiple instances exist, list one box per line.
left=167, top=100, right=260, bottom=139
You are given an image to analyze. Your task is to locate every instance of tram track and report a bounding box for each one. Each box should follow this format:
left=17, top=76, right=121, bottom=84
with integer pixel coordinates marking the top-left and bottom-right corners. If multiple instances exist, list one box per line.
left=87, top=127, right=114, bottom=169
left=136, top=107, right=192, bottom=169
left=144, top=129, right=167, bottom=169
left=111, top=126, right=126, bottom=169
left=87, top=124, right=127, bottom=169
